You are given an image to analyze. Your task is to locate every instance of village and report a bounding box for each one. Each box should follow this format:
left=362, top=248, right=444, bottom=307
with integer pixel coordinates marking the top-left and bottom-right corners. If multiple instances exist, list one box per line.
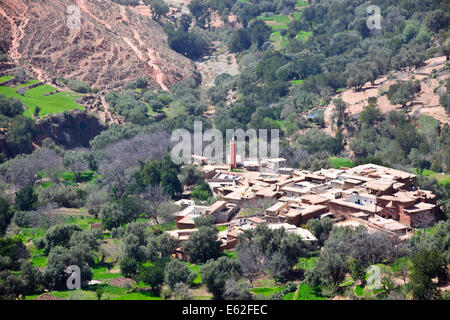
left=166, top=139, right=441, bottom=260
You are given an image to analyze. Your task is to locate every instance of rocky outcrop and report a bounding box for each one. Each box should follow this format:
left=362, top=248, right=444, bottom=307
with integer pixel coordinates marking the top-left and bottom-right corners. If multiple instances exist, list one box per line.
left=34, top=110, right=107, bottom=149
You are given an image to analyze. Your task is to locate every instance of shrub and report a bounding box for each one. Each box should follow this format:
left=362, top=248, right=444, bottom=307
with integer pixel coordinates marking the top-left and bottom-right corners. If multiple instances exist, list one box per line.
left=67, top=79, right=91, bottom=93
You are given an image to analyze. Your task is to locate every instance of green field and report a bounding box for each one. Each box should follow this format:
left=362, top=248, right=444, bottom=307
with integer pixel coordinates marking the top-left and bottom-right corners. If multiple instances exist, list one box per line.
left=414, top=168, right=450, bottom=185
left=295, top=283, right=326, bottom=300
left=297, top=30, right=312, bottom=42
left=0, top=81, right=84, bottom=117
left=92, top=266, right=123, bottom=280
left=261, top=2, right=312, bottom=52
left=0, top=75, right=12, bottom=83
left=112, top=292, right=161, bottom=300
left=274, top=15, right=291, bottom=23
left=329, top=157, right=355, bottom=169
left=290, top=79, right=304, bottom=85
left=250, top=286, right=285, bottom=296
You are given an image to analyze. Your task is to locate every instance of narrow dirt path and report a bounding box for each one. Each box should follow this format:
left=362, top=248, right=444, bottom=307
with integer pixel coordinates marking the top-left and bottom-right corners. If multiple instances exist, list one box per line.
left=75, top=0, right=112, bottom=31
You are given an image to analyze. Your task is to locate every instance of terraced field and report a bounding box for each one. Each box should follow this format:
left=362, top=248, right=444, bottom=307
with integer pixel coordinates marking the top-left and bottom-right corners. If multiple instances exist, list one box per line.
left=0, top=79, right=84, bottom=117
left=258, top=1, right=311, bottom=51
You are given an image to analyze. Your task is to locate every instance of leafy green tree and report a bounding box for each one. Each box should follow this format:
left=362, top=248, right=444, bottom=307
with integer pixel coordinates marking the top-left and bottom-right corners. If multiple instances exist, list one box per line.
left=410, top=249, right=447, bottom=300
left=306, top=217, right=333, bottom=246
left=167, top=31, right=209, bottom=59
left=423, top=10, right=449, bottom=33
left=349, top=258, right=366, bottom=286
left=191, top=180, right=212, bottom=201
left=0, top=95, right=24, bottom=117
left=0, top=237, right=29, bottom=271
left=247, top=20, right=271, bottom=49
left=148, top=0, right=169, bottom=20
left=0, top=270, right=24, bottom=300
left=43, top=224, right=83, bottom=254
left=228, top=30, right=252, bottom=53
left=20, top=261, right=43, bottom=295
left=100, top=202, right=128, bottom=230
left=0, top=196, right=13, bottom=235
left=6, top=116, right=35, bottom=156
left=164, top=259, right=195, bottom=290
left=119, top=256, right=138, bottom=277
left=188, top=0, right=208, bottom=23
left=179, top=13, right=193, bottom=32
left=359, top=103, right=382, bottom=126
left=200, top=256, right=242, bottom=300
left=14, top=186, right=38, bottom=211
left=182, top=225, right=221, bottom=263
left=179, top=164, right=203, bottom=186
left=138, top=258, right=170, bottom=295
left=193, top=214, right=215, bottom=227
left=387, top=80, right=420, bottom=110
left=42, top=245, right=93, bottom=290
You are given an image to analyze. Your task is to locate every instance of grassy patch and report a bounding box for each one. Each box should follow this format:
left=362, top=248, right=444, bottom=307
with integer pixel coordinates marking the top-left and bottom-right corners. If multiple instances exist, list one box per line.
left=92, top=266, right=123, bottom=280
left=295, top=283, right=326, bottom=300
left=294, top=256, right=317, bottom=271
left=64, top=217, right=101, bottom=230
left=274, top=15, right=291, bottom=24
left=217, top=225, right=227, bottom=232
left=239, top=208, right=262, bottom=216
left=251, top=286, right=285, bottom=296
left=148, top=221, right=177, bottom=233
left=283, top=292, right=295, bottom=300
left=223, top=250, right=236, bottom=259
left=112, top=292, right=161, bottom=300
left=31, top=254, right=47, bottom=268
left=291, top=79, right=304, bottom=85
left=297, top=30, right=312, bottom=42
left=270, top=24, right=289, bottom=30
left=355, top=285, right=364, bottom=296
left=257, top=15, right=275, bottom=21
left=414, top=168, right=450, bottom=185
left=329, top=157, right=355, bottom=169
left=0, top=82, right=84, bottom=117
left=184, top=262, right=202, bottom=285
left=19, top=227, right=46, bottom=243
left=0, top=75, right=12, bottom=83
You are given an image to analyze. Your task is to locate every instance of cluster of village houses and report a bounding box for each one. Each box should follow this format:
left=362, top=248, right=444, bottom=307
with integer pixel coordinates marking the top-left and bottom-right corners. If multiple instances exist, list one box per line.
left=167, top=155, right=440, bottom=260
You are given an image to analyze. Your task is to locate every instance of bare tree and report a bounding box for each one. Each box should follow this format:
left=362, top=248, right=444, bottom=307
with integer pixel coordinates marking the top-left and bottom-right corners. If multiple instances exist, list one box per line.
left=237, top=242, right=265, bottom=285
left=1, top=147, right=62, bottom=188
left=98, top=131, right=172, bottom=198
left=63, top=149, right=89, bottom=182
left=141, top=184, right=171, bottom=224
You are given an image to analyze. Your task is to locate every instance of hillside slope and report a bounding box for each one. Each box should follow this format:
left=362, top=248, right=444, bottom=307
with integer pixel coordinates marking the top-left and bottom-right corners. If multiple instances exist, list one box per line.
left=0, top=0, right=195, bottom=90
left=324, top=56, right=449, bottom=134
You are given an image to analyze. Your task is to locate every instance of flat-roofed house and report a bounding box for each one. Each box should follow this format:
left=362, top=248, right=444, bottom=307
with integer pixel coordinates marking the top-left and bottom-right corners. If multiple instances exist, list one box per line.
left=328, top=198, right=383, bottom=217
left=364, top=179, right=395, bottom=196
left=265, top=201, right=288, bottom=217
left=282, top=205, right=328, bottom=226
left=400, top=202, right=436, bottom=228
left=206, top=200, right=239, bottom=223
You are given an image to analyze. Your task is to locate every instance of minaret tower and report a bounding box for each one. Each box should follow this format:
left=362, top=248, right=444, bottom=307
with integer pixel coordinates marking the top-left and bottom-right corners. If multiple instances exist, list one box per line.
left=230, top=137, right=237, bottom=169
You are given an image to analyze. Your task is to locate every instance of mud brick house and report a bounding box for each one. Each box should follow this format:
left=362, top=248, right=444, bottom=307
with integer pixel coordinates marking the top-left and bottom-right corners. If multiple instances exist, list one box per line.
left=376, top=191, right=437, bottom=228
left=205, top=200, right=239, bottom=223
left=282, top=205, right=329, bottom=226
left=328, top=198, right=384, bottom=217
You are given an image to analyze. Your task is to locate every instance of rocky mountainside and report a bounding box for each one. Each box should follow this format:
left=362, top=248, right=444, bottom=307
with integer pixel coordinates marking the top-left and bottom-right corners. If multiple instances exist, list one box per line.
left=0, top=0, right=196, bottom=90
